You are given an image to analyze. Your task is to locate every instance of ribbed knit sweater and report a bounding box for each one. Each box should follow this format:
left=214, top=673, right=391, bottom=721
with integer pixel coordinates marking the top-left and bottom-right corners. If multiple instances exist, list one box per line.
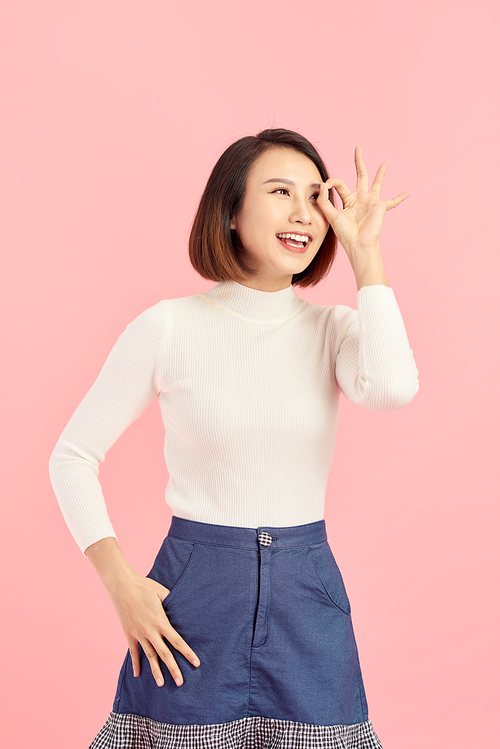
left=49, top=280, right=419, bottom=555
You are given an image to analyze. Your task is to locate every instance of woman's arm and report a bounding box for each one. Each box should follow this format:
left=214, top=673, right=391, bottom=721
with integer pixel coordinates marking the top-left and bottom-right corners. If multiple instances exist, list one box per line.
left=49, top=300, right=168, bottom=555
left=84, top=536, right=137, bottom=589
left=49, top=302, right=201, bottom=686
left=333, top=284, right=419, bottom=410
left=318, top=147, right=418, bottom=408
left=349, top=242, right=389, bottom=291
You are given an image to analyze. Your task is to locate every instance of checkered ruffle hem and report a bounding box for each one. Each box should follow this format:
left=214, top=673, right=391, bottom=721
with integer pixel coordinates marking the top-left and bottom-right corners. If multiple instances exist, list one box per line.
left=89, top=711, right=384, bottom=749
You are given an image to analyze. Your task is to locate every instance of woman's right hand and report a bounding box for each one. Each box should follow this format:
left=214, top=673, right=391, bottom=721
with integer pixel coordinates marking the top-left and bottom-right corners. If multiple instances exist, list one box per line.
left=107, top=572, right=201, bottom=687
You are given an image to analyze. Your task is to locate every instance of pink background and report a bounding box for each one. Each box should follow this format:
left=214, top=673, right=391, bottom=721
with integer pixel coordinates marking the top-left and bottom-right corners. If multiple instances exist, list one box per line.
left=1, top=1, right=498, bottom=747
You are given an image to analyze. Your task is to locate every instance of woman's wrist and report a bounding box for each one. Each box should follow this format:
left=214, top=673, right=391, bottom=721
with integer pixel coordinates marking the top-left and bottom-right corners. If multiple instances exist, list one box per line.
left=85, top=536, right=139, bottom=594
left=349, top=244, right=390, bottom=290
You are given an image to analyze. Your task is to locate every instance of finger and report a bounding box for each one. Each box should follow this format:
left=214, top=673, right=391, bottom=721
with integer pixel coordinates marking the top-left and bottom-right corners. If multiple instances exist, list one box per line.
left=385, top=192, right=410, bottom=210
left=162, top=620, right=201, bottom=669
left=354, top=146, right=369, bottom=192
left=152, top=636, right=185, bottom=686
left=140, top=637, right=179, bottom=687
left=127, top=637, right=141, bottom=678
left=317, top=182, right=340, bottom=223
left=370, top=163, right=387, bottom=198
left=324, top=178, right=350, bottom=202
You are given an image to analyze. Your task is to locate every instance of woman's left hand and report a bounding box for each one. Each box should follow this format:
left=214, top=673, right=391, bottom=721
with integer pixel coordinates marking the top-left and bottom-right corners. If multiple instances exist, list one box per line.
left=317, top=146, right=409, bottom=259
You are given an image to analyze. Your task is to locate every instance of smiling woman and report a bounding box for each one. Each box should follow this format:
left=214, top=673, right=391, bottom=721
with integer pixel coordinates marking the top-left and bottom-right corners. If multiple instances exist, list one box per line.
left=49, top=127, right=418, bottom=749
left=228, top=148, right=331, bottom=288
left=188, top=128, right=338, bottom=291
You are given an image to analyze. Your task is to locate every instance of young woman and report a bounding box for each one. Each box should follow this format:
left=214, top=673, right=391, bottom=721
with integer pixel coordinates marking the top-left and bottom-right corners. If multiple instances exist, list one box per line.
left=49, top=128, right=419, bottom=749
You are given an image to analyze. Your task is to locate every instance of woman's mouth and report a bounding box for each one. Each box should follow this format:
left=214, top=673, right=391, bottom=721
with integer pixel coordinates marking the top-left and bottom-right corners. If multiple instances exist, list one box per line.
left=276, top=233, right=311, bottom=253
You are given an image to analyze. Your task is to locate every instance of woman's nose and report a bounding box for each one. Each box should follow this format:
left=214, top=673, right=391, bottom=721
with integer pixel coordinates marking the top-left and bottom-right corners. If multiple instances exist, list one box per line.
left=288, top=199, right=312, bottom=224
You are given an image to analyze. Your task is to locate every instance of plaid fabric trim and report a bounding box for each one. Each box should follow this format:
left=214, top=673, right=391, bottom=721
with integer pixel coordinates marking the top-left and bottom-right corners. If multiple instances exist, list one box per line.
left=89, top=711, right=384, bottom=749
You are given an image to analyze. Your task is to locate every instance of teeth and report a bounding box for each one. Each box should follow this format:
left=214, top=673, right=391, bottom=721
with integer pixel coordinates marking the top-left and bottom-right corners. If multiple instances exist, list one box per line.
left=277, top=233, right=309, bottom=243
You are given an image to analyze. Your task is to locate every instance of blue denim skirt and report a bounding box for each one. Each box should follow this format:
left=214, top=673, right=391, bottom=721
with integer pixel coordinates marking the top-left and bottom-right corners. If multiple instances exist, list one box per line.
left=89, top=516, right=383, bottom=748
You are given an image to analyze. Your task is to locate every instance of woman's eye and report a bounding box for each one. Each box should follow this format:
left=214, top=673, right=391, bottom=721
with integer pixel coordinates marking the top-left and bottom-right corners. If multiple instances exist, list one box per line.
left=271, top=187, right=320, bottom=199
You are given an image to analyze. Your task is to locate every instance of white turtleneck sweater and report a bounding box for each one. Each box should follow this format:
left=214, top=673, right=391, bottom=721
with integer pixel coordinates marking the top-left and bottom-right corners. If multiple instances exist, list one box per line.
left=49, top=281, right=419, bottom=555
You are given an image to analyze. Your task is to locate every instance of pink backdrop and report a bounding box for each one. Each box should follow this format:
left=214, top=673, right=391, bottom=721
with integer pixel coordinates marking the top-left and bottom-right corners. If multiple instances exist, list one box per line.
left=1, top=1, right=498, bottom=747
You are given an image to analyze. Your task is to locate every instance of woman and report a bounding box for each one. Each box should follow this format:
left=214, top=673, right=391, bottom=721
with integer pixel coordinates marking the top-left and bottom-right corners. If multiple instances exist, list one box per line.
left=49, top=128, right=419, bottom=749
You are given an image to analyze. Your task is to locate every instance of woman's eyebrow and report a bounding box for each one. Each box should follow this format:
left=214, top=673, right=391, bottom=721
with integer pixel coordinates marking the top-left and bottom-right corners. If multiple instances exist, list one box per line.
left=263, top=178, right=321, bottom=189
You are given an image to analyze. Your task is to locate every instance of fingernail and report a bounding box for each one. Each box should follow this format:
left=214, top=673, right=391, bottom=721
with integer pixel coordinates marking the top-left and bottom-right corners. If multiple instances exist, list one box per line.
left=156, top=677, right=164, bottom=687
left=175, top=676, right=183, bottom=686
left=191, top=658, right=200, bottom=667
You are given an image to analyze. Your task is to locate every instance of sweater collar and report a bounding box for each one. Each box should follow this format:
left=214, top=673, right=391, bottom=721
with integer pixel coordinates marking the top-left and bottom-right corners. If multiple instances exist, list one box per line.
left=201, top=280, right=305, bottom=322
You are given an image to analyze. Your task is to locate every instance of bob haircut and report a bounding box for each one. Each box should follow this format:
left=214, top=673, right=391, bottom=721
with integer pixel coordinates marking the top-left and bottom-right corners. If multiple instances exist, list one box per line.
left=188, top=128, right=338, bottom=288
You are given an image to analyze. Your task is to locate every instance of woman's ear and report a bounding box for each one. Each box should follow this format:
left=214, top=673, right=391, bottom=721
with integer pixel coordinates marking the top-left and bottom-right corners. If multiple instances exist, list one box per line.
left=230, top=215, right=237, bottom=231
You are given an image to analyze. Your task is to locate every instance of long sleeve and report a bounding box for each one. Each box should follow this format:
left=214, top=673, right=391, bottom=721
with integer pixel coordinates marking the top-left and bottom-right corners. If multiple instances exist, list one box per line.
left=49, top=280, right=420, bottom=556
left=334, top=285, right=419, bottom=410
left=48, top=301, right=168, bottom=555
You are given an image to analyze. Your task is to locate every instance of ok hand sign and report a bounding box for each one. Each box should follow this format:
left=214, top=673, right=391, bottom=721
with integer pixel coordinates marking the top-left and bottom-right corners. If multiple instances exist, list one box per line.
left=318, top=146, right=409, bottom=260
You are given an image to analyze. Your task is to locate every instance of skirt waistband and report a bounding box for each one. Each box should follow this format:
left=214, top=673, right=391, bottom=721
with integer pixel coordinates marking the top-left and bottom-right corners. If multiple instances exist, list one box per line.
left=167, top=515, right=328, bottom=549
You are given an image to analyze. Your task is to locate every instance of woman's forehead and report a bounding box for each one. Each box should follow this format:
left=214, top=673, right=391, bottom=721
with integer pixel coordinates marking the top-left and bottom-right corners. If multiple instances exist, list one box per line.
left=249, top=148, right=321, bottom=184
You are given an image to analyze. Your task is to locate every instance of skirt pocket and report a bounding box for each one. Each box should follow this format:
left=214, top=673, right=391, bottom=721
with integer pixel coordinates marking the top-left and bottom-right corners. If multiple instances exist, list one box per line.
left=307, top=541, right=351, bottom=615
left=145, top=535, right=197, bottom=606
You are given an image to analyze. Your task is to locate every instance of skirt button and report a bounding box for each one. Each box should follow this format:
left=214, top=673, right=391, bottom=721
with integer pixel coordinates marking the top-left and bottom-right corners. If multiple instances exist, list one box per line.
left=258, top=532, right=273, bottom=547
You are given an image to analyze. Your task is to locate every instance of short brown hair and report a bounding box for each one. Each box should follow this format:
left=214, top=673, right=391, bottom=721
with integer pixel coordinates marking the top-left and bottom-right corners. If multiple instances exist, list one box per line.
left=188, top=129, right=337, bottom=288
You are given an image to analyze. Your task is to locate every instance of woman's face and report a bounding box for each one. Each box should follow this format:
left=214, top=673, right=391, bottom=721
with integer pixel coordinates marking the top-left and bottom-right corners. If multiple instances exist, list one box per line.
left=230, top=148, right=331, bottom=291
